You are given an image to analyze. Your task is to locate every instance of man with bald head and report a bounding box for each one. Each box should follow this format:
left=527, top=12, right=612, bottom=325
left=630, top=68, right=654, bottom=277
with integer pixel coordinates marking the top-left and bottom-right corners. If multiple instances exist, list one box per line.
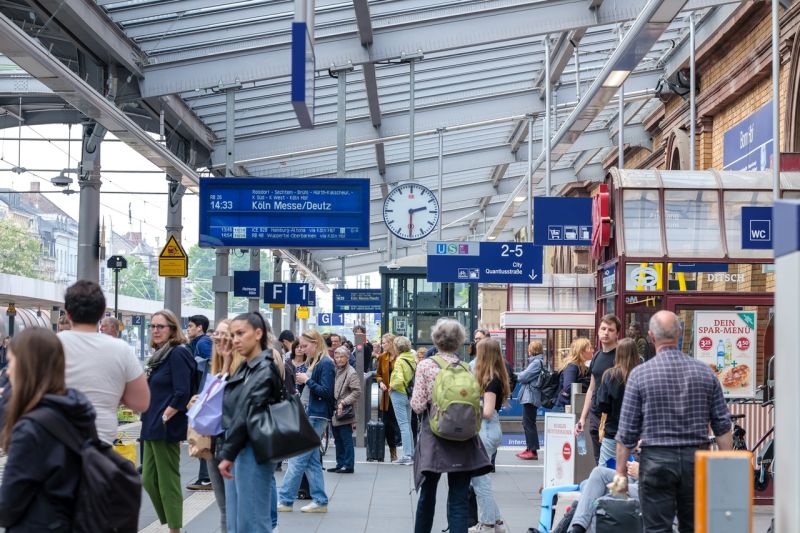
left=611, top=311, right=732, bottom=533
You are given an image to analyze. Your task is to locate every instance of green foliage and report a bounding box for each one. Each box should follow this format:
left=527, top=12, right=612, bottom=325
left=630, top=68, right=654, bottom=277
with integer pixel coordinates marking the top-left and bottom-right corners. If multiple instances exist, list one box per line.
left=0, top=218, right=41, bottom=278
left=186, top=245, right=273, bottom=313
left=118, top=256, right=162, bottom=301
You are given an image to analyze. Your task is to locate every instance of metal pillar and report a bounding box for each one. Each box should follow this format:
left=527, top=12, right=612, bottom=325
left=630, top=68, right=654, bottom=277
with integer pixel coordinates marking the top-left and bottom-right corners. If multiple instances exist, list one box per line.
left=288, top=268, right=298, bottom=335
left=271, top=253, right=283, bottom=336
left=772, top=0, right=781, bottom=199
left=164, top=179, right=185, bottom=316
left=527, top=114, right=534, bottom=240
left=689, top=12, right=696, bottom=171
left=409, top=59, right=416, bottom=181
left=214, top=88, right=238, bottom=326
left=332, top=63, right=353, bottom=175
left=775, top=200, right=800, bottom=532
left=76, top=122, right=105, bottom=283
left=340, top=257, right=346, bottom=289
left=618, top=26, right=625, bottom=169
left=544, top=36, right=552, bottom=197
left=574, top=43, right=581, bottom=102
left=437, top=128, right=444, bottom=240
left=248, top=250, right=260, bottom=312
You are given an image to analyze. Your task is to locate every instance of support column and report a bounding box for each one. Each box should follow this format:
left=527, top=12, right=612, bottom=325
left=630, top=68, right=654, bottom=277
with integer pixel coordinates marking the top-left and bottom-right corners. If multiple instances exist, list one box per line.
left=331, top=64, right=353, bottom=175
left=164, top=179, right=185, bottom=315
left=527, top=114, right=535, bottom=240
left=771, top=0, right=780, bottom=199
left=76, top=122, right=105, bottom=283
left=617, top=26, right=625, bottom=169
left=249, top=250, right=260, bottom=313
left=689, top=11, right=696, bottom=171
left=288, top=268, right=298, bottom=335
left=544, top=35, right=552, bottom=198
left=271, top=253, right=283, bottom=336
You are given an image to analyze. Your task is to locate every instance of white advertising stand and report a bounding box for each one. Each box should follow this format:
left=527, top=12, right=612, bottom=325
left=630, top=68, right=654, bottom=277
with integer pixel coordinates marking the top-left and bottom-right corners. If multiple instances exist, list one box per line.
left=543, top=412, right=576, bottom=488
left=775, top=200, right=800, bottom=532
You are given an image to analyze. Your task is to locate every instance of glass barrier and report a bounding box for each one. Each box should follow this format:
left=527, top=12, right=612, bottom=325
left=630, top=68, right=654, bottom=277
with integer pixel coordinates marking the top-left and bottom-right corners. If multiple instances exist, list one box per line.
left=622, top=189, right=663, bottom=256
left=723, top=191, right=773, bottom=259
left=664, top=190, right=724, bottom=257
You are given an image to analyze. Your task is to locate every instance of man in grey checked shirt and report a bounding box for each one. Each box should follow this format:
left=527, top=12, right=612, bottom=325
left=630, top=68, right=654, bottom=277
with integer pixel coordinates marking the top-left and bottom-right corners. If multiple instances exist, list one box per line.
left=611, top=310, right=732, bottom=533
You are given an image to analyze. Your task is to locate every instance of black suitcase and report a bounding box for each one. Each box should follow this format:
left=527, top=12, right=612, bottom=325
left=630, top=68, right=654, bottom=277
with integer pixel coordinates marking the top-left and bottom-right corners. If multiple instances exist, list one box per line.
left=594, top=496, right=643, bottom=533
left=366, top=419, right=386, bottom=462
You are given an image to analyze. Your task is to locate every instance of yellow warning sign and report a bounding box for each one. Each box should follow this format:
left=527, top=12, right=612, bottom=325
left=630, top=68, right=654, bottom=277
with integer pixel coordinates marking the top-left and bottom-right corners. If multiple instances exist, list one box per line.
left=6, top=303, right=16, bottom=316
left=158, top=235, right=188, bottom=278
left=297, top=306, right=310, bottom=320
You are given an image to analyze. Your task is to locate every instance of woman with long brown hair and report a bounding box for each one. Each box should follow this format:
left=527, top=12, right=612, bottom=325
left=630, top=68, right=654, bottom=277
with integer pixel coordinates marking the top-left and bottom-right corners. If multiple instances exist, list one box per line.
left=596, top=337, right=640, bottom=467
left=470, top=338, right=511, bottom=532
left=0, top=328, right=96, bottom=531
left=375, top=332, right=402, bottom=462
left=141, top=309, right=196, bottom=533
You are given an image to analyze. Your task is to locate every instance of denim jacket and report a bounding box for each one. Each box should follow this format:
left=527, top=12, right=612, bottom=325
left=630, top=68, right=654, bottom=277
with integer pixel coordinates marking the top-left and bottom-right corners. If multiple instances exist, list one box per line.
left=305, top=356, right=336, bottom=419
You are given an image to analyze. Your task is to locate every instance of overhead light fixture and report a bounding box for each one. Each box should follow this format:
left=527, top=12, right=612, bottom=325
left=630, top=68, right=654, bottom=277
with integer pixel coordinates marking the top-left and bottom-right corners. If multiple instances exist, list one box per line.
left=487, top=235, right=497, bottom=240
left=513, top=196, right=526, bottom=202
left=603, top=70, right=631, bottom=88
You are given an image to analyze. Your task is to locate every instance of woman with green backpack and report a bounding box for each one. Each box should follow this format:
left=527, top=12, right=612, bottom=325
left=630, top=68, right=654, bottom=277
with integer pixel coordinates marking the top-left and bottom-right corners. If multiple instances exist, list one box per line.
left=410, top=318, right=492, bottom=533
left=389, top=336, right=417, bottom=465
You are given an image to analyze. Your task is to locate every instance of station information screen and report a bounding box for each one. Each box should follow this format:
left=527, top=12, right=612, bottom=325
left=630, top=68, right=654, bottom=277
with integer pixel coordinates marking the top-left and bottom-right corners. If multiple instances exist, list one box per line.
left=198, top=177, right=370, bottom=248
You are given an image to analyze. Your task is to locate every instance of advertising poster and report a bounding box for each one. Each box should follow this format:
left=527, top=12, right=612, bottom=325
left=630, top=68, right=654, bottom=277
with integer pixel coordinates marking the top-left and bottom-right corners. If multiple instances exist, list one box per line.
left=543, top=412, right=575, bottom=489
left=694, top=311, right=757, bottom=398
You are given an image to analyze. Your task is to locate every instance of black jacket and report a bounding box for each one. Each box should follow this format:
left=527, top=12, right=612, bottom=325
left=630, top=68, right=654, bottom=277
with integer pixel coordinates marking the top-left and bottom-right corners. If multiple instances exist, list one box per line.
left=0, top=389, right=95, bottom=532
left=217, top=350, right=282, bottom=462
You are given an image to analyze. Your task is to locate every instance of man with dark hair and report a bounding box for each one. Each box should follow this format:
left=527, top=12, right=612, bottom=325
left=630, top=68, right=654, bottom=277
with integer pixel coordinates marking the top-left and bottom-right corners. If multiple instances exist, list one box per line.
left=59, top=280, right=150, bottom=445
left=186, top=314, right=213, bottom=491
left=352, top=325, right=373, bottom=371
left=278, top=329, right=295, bottom=355
left=576, top=313, right=620, bottom=464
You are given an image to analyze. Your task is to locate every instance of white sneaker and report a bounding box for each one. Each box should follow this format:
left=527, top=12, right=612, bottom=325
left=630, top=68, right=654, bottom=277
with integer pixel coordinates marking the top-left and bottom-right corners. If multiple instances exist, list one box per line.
left=495, top=521, right=509, bottom=533
left=300, top=501, right=328, bottom=513
left=468, top=524, right=495, bottom=533
left=394, top=455, right=414, bottom=465
left=277, top=503, right=292, bottom=512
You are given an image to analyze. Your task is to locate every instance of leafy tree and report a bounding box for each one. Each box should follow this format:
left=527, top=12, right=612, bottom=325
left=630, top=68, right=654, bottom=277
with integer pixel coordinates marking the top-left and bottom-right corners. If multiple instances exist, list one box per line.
left=185, top=245, right=273, bottom=313
left=118, top=256, right=162, bottom=301
left=0, top=218, right=41, bottom=278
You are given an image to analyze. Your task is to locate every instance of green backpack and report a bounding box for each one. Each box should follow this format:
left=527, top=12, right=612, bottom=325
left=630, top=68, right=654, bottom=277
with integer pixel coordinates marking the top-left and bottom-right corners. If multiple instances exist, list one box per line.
left=428, top=355, right=482, bottom=441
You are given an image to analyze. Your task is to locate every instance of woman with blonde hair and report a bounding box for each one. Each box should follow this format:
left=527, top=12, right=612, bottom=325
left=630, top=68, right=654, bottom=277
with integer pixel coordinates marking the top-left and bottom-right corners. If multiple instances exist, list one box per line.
left=595, top=337, right=640, bottom=467
left=375, top=332, right=402, bottom=462
left=515, top=340, right=544, bottom=461
left=278, top=329, right=335, bottom=513
left=554, top=337, right=592, bottom=409
left=141, top=309, right=196, bottom=533
left=389, top=335, right=417, bottom=464
left=470, top=338, right=511, bottom=532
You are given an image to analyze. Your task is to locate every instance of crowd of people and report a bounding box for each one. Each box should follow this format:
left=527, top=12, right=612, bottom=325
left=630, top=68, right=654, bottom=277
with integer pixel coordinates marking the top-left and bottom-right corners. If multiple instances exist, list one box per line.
left=0, top=285, right=735, bottom=533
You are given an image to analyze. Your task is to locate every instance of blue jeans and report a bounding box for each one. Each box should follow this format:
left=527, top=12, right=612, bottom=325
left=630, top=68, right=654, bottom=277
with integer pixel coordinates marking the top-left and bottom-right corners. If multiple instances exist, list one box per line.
left=415, top=471, right=471, bottom=533
left=471, top=413, right=502, bottom=525
left=332, top=423, right=355, bottom=469
left=271, top=466, right=277, bottom=528
left=390, top=390, right=415, bottom=458
left=223, top=445, right=274, bottom=533
left=599, top=437, right=617, bottom=468
left=278, top=416, right=328, bottom=506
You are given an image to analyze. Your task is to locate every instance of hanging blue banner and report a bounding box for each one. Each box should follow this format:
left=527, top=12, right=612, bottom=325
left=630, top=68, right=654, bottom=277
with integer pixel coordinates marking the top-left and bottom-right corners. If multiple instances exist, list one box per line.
left=533, top=197, right=593, bottom=246
left=233, top=270, right=261, bottom=298
left=426, top=242, right=543, bottom=284
left=286, top=283, right=310, bottom=305
left=723, top=101, right=773, bottom=171
left=263, top=282, right=287, bottom=305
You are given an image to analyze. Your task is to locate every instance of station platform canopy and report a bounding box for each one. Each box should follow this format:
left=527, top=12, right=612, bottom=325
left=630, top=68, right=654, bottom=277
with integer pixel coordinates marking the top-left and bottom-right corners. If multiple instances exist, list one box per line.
left=0, top=0, right=750, bottom=277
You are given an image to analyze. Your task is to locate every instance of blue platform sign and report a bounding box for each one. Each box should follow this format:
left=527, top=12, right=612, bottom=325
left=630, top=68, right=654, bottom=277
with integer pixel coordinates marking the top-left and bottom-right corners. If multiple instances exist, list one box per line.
left=317, top=313, right=344, bottom=327
left=332, top=289, right=382, bottom=313
left=233, top=270, right=261, bottom=298
left=672, top=263, right=729, bottom=273
left=533, top=197, right=593, bottom=246
left=263, top=282, right=286, bottom=305
left=199, top=178, right=370, bottom=249
left=723, top=101, right=773, bottom=170
left=131, top=315, right=143, bottom=326
left=307, top=290, right=317, bottom=308
left=426, top=242, right=543, bottom=284
left=286, top=283, right=310, bottom=305
left=291, top=22, right=315, bottom=129
left=741, top=206, right=773, bottom=249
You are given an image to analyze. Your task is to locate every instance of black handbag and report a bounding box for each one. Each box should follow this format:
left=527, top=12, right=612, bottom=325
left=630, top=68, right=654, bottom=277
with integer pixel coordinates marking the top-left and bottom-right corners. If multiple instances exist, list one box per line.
left=247, top=379, right=320, bottom=464
left=334, top=404, right=354, bottom=423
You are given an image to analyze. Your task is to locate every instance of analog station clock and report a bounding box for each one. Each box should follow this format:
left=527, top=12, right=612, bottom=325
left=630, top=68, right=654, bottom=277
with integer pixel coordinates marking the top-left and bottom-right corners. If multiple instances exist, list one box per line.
left=382, top=183, right=440, bottom=240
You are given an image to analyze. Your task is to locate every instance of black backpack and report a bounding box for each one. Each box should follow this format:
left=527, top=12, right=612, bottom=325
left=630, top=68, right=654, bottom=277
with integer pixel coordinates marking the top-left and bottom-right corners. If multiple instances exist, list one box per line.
left=24, top=408, right=141, bottom=533
left=400, top=358, right=416, bottom=398
left=535, top=364, right=561, bottom=409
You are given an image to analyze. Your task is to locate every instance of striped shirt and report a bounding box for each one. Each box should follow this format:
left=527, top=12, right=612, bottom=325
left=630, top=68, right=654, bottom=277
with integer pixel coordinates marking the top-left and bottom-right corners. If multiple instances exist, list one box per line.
left=616, top=348, right=731, bottom=449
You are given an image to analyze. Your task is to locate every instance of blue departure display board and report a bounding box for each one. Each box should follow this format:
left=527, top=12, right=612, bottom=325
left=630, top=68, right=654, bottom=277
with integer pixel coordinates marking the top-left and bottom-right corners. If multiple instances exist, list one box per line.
left=199, top=178, right=370, bottom=248
left=332, top=289, right=382, bottom=313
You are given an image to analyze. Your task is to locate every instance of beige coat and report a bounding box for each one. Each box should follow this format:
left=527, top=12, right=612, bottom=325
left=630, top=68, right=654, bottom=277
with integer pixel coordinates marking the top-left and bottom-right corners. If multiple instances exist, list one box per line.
left=332, top=364, right=361, bottom=427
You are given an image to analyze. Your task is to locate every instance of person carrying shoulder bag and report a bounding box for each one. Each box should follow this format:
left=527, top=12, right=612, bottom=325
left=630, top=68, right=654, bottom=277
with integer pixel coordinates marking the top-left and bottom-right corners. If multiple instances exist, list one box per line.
left=329, top=346, right=361, bottom=473
left=515, top=341, right=544, bottom=461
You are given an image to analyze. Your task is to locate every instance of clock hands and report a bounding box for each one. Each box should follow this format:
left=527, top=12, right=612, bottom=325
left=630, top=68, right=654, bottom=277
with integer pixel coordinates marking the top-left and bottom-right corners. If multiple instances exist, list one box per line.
left=408, top=206, right=427, bottom=236
left=409, top=206, right=427, bottom=214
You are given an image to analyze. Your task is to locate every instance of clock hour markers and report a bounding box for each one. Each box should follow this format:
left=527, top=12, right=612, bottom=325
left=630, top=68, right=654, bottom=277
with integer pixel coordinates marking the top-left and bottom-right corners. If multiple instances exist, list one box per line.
left=383, top=183, right=440, bottom=240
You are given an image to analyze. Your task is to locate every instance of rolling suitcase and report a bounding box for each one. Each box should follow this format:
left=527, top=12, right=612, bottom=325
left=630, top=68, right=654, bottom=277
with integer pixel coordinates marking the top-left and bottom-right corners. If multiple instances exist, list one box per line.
left=366, top=418, right=386, bottom=462
left=594, top=496, right=643, bottom=533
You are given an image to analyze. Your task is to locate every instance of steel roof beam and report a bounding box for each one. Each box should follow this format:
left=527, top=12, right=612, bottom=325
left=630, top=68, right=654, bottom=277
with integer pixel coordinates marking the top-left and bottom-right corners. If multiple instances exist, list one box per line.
left=534, top=28, right=588, bottom=97
left=353, top=0, right=373, bottom=46
left=137, top=0, right=735, bottom=98
left=0, top=11, right=199, bottom=185
left=215, top=70, right=660, bottom=168
left=661, top=4, right=740, bottom=77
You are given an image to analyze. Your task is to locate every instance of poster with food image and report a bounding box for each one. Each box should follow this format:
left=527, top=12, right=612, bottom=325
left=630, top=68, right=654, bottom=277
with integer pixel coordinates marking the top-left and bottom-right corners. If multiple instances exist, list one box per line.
left=694, top=311, right=756, bottom=398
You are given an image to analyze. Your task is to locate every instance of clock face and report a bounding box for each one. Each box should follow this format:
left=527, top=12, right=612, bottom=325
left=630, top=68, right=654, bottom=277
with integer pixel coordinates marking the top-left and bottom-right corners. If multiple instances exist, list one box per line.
left=383, top=183, right=440, bottom=240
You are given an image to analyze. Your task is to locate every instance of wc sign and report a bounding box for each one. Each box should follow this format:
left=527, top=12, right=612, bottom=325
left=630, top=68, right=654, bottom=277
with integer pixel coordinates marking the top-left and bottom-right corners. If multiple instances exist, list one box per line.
left=741, top=206, right=772, bottom=250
